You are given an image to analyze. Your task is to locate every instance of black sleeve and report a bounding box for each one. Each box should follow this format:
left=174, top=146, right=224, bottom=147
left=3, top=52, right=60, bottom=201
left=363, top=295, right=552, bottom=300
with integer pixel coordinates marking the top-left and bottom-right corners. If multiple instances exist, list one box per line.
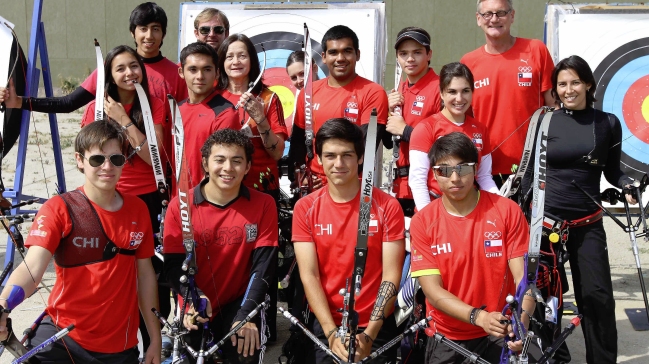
left=521, top=115, right=543, bottom=211
left=233, top=246, right=277, bottom=323
left=401, top=124, right=415, bottom=143
left=21, top=86, right=94, bottom=114
left=361, top=123, right=389, bottom=150
left=603, top=114, right=634, bottom=188
left=287, top=125, right=307, bottom=182
left=163, top=253, right=187, bottom=295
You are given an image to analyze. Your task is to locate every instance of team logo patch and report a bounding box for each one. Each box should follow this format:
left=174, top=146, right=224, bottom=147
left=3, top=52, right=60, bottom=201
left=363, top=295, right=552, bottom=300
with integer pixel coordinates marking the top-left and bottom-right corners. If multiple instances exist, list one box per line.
left=411, top=101, right=424, bottom=116
left=484, top=231, right=503, bottom=258
left=472, top=133, right=483, bottom=151
left=369, top=219, right=378, bottom=233
left=29, top=215, right=48, bottom=237
left=245, top=224, right=258, bottom=243
left=129, top=231, right=144, bottom=248
left=412, top=249, right=423, bottom=262
left=344, top=107, right=359, bottom=122
left=518, top=66, right=533, bottom=87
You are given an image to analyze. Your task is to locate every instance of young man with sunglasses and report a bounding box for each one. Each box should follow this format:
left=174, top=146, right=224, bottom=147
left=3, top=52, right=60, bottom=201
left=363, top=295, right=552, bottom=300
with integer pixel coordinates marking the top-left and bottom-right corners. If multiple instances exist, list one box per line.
left=409, top=132, right=539, bottom=363
left=178, top=42, right=240, bottom=188
left=292, top=118, right=404, bottom=363
left=461, top=0, right=554, bottom=187
left=0, top=120, right=161, bottom=363
left=194, top=7, right=230, bottom=50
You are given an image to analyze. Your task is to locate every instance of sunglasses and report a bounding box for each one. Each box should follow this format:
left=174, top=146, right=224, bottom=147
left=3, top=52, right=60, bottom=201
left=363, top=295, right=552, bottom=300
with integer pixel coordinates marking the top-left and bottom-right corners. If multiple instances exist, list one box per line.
left=80, top=154, right=127, bottom=168
left=198, top=26, right=225, bottom=36
left=432, top=163, right=476, bottom=178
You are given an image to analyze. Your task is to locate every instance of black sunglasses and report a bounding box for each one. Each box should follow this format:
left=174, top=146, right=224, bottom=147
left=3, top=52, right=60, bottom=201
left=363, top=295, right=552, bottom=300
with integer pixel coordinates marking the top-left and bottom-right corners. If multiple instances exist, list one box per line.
left=80, top=154, right=127, bottom=168
left=198, top=26, right=225, bottom=36
left=432, top=163, right=476, bottom=178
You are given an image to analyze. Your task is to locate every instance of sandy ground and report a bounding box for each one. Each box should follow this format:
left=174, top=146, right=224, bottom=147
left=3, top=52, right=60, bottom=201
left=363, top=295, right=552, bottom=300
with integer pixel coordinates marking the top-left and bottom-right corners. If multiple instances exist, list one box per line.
left=0, top=110, right=648, bottom=363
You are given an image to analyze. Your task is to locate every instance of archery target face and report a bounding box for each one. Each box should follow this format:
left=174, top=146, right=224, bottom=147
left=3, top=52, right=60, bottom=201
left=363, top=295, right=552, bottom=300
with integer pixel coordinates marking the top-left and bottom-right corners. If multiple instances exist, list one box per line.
left=179, top=3, right=386, bottom=136
left=555, top=12, right=649, bottom=180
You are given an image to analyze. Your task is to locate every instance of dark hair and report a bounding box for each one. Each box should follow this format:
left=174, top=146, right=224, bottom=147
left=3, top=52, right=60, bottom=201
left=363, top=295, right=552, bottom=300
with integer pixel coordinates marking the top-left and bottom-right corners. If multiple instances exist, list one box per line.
left=201, top=128, right=254, bottom=165
left=439, top=62, right=475, bottom=93
left=194, top=8, right=230, bottom=32
left=104, top=45, right=150, bottom=154
left=315, top=118, right=364, bottom=158
left=286, top=50, right=305, bottom=69
left=76, top=119, right=127, bottom=173
left=217, top=34, right=264, bottom=94
left=180, top=42, right=219, bottom=69
left=129, top=2, right=168, bottom=48
left=551, top=55, right=597, bottom=107
left=396, top=26, right=431, bottom=53
left=321, top=25, right=359, bottom=53
left=428, top=132, right=478, bottom=167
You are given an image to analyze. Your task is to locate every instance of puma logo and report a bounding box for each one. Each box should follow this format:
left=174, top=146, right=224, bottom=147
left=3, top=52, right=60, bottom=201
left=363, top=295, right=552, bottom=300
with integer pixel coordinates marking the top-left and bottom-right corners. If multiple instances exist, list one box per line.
left=520, top=59, right=529, bottom=65
left=487, top=219, right=497, bottom=228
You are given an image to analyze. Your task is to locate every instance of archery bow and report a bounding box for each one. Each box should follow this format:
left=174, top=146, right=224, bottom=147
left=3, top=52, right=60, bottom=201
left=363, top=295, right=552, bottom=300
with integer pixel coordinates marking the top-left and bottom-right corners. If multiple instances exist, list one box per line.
left=337, top=109, right=378, bottom=362
left=93, top=39, right=104, bottom=121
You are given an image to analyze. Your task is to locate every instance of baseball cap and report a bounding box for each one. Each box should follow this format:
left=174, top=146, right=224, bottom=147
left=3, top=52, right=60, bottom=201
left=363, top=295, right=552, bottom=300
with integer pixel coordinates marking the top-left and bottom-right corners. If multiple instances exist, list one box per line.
left=394, top=31, right=431, bottom=49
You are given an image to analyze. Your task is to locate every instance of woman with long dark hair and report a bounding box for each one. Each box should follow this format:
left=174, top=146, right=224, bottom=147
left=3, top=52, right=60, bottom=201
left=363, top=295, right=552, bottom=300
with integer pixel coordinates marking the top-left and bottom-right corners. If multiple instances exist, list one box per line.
left=522, top=55, right=636, bottom=364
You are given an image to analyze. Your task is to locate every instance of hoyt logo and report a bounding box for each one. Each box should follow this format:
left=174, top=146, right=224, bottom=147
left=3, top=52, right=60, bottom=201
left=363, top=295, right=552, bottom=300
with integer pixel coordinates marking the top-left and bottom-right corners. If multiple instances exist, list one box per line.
left=359, top=172, right=373, bottom=236
left=179, top=191, right=191, bottom=233
left=305, top=94, right=313, bottom=126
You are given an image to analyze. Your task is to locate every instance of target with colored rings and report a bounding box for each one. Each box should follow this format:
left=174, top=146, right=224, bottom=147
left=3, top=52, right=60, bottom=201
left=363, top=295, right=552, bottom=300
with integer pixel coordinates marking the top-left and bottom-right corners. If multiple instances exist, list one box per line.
left=594, top=37, right=649, bottom=179
left=249, top=32, right=327, bottom=135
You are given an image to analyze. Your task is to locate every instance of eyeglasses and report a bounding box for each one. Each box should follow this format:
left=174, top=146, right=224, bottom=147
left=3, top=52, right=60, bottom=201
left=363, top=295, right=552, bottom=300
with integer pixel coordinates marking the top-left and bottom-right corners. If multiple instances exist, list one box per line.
left=479, top=9, right=512, bottom=20
left=80, top=154, right=127, bottom=168
left=198, top=26, right=225, bottom=36
left=432, top=163, right=476, bottom=178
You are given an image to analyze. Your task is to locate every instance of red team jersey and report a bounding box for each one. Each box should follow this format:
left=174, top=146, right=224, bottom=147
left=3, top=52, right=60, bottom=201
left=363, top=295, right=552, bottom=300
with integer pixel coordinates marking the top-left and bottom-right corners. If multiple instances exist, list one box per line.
left=163, top=184, right=278, bottom=315
left=409, top=113, right=490, bottom=197
left=294, top=76, right=389, bottom=180
left=410, top=192, right=528, bottom=340
left=292, top=187, right=405, bottom=327
left=461, top=38, right=553, bottom=175
left=220, top=89, right=288, bottom=192
left=26, top=187, right=154, bottom=352
left=393, top=69, right=442, bottom=199
left=81, top=98, right=165, bottom=196
left=178, top=91, right=240, bottom=188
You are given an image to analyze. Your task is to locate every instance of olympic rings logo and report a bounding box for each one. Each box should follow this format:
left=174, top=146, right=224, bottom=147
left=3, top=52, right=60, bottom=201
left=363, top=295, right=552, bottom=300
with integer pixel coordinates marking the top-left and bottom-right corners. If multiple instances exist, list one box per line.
left=484, top=231, right=502, bottom=240
left=347, top=102, right=358, bottom=108
left=473, top=133, right=482, bottom=139
left=416, top=95, right=426, bottom=101
left=518, top=66, right=532, bottom=73
left=130, top=232, right=144, bottom=239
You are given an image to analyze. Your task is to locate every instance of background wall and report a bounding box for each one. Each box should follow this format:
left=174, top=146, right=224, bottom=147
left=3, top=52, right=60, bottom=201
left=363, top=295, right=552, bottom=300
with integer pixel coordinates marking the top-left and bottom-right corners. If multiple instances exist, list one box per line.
left=1, top=0, right=646, bottom=89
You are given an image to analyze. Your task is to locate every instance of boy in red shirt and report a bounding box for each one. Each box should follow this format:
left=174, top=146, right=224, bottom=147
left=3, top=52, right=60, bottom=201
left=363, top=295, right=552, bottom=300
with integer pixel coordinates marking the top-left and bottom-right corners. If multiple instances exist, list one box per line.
left=163, top=128, right=278, bottom=363
left=409, top=132, right=539, bottom=363
left=289, top=25, right=390, bottom=184
left=0, top=120, right=160, bottom=363
left=292, top=118, right=405, bottom=363
left=177, top=42, right=240, bottom=188
left=386, top=27, right=441, bottom=216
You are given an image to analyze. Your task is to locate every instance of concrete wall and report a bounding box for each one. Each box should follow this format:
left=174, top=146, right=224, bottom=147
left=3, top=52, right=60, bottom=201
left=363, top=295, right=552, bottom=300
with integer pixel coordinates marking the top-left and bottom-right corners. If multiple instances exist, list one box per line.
left=1, top=0, right=645, bottom=89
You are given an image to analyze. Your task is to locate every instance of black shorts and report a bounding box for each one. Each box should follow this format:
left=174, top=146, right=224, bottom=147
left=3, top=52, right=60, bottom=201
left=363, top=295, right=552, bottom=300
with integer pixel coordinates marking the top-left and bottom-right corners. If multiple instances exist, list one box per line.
left=28, top=315, right=139, bottom=364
